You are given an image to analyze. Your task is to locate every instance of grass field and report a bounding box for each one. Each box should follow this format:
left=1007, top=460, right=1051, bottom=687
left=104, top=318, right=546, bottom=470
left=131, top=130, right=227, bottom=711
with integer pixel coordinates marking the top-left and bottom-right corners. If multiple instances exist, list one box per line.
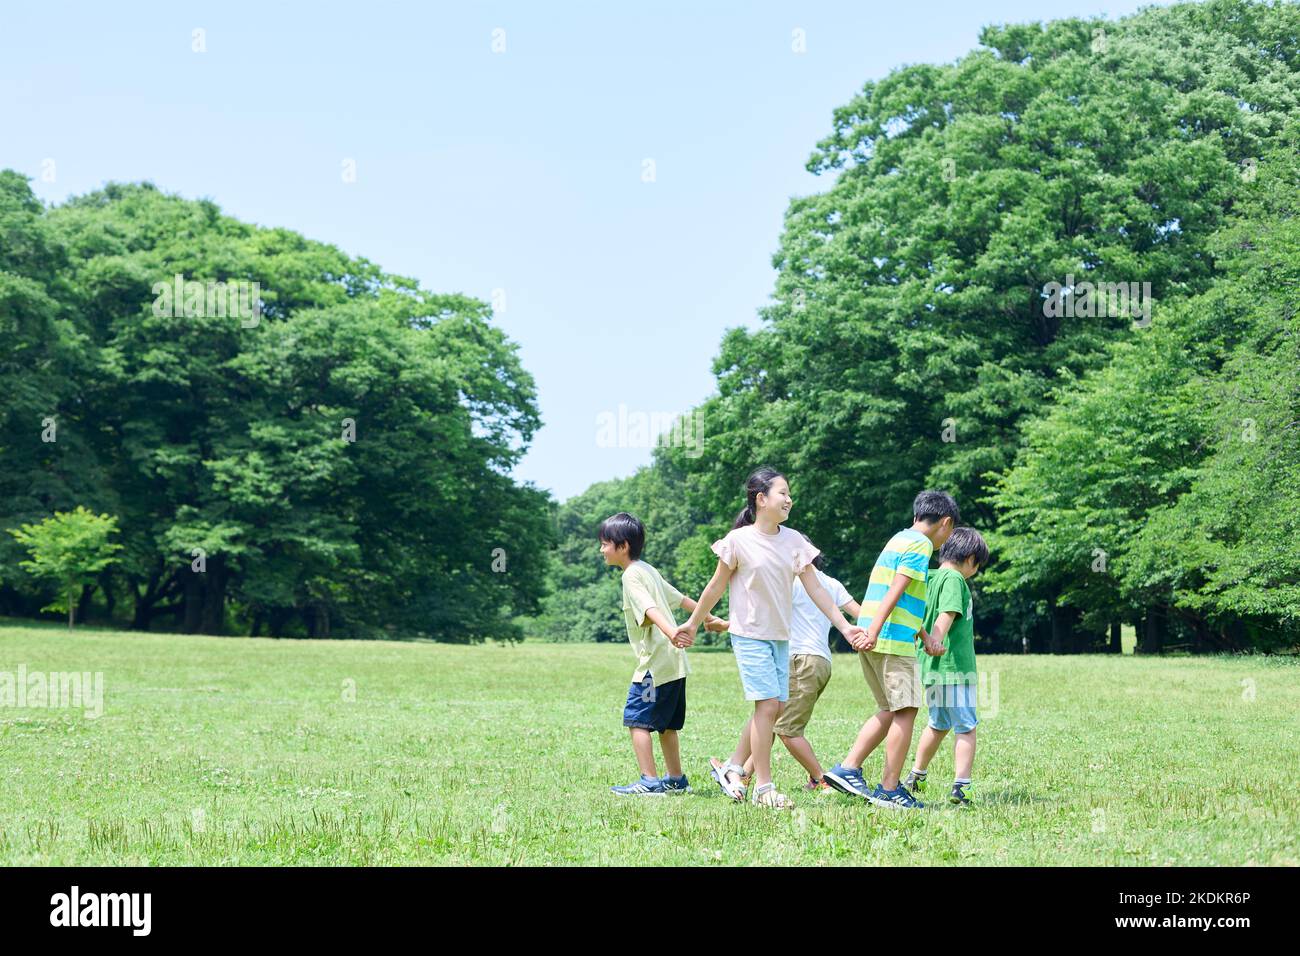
left=0, top=621, right=1296, bottom=865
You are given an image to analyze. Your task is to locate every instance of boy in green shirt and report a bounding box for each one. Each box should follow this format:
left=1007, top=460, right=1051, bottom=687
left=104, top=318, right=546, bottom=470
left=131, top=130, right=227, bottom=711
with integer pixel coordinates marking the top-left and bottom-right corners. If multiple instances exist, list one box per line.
left=599, top=512, right=725, bottom=796
left=905, top=526, right=989, bottom=806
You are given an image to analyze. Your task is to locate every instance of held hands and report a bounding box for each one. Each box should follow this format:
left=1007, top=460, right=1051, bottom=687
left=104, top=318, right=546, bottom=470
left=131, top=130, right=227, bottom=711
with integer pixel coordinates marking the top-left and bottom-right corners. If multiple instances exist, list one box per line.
left=913, top=625, right=944, bottom=656
left=843, top=624, right=876, bottom=652
left=671, top=624, right=696, bottom=648
left=703, top=615, right=730, bottom=633
left=920, top=629, right=947, bottom=656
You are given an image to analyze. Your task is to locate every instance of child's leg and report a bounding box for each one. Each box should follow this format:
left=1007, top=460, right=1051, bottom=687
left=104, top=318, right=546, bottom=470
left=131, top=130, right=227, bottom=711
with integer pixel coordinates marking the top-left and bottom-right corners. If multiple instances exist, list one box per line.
left=880, top=706, right=917, bottom=790
left=844, top=709, right=892, bottom=768
left=953, top=727, right=976, bottom=782
left=846, top=652, right=895, bottom=769
left=779, top=734, right=824, bottom=781
left=775, top=654, right=828, bottom=780
left=658, top=729, right=683, bottom=778
left=730, top=717, right=754, bottom=769
left=747, top=698, right=782, bottom=787
left=629, top=728, right=658, bottom=777
left=912, top=726, right=948, bottom=774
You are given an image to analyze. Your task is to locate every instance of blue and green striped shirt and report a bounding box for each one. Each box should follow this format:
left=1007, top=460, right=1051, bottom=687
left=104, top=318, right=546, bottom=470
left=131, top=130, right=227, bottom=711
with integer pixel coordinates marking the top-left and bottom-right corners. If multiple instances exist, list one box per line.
left=858, top=529, right=933, bottom=655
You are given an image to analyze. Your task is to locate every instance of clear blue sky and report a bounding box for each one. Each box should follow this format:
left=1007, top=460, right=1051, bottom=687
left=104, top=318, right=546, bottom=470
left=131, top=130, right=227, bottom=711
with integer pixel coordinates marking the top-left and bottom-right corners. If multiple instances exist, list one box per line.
left=3, top=1, right=1163, bottom=500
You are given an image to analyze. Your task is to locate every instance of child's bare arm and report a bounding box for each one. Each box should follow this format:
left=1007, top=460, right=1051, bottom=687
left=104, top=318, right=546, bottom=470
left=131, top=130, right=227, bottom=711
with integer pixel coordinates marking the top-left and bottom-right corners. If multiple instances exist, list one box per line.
left=843, top=598, right=863, bottom=619
left=644, top=605, right=691, bottom=647
left=923, top=612, right=955, bottom=657
left=866, top=571, right=912, bottom=641
left=680, top=595, right=727, bottom=632
left=677, top=560, right=732, bottom=642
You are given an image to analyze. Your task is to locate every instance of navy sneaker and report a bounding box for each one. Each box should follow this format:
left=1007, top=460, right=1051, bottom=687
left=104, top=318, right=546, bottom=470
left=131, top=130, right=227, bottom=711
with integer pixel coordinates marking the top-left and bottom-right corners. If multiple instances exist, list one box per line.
left=661, top=774, right=691, bottom=794
left=903, top=770, right=927, bottom=792
left=949, top=783, right=972, bottom=807
left=823, top=763, right=873, bottom=799
left=611, top=774, right=667, bottom=796
left=868, top=783, right=925, bottom=810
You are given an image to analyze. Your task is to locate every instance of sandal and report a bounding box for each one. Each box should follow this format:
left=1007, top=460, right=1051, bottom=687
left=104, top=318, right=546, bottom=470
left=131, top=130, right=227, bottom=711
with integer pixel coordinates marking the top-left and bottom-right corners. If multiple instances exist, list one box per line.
left=709, top=757, right=747, bottom=802
left=751, top=782, right=794, bottom=809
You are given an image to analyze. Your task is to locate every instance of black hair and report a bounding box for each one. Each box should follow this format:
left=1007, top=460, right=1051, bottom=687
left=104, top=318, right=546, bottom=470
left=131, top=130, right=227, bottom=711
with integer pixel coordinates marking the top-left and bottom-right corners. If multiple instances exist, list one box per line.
left=939, top=526, right=989, bottom=569
left=912, top=489, right=960, bottom=526
left=598, top=512, right=645, bottom=560
left=732, top=466, right=786, bottom=529
left=800, top=530, right=825, bottom=571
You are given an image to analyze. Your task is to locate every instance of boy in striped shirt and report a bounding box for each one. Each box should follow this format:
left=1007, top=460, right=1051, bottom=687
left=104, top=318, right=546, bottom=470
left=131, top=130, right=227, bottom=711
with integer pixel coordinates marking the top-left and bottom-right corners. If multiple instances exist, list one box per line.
left=823, top=490, right=959, bottom=809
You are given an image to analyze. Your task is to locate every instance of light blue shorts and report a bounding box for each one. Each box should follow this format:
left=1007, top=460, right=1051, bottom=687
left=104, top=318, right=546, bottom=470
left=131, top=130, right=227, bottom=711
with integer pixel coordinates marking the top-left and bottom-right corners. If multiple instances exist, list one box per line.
left=730, top=635, right=789, bottom=702
left=924, top=682, right=978, bottom=734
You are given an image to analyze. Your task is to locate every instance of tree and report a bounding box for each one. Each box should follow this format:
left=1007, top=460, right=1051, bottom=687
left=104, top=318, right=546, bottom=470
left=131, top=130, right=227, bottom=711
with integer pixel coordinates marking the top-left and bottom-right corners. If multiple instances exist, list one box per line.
left=1122, top=132, right=1300, bottom=648
left=0, top=172, right=103, bottom=619
left=990, top=127, right=1300, bottom=650
left=9, top=507, right=122, bottom=627
left=1, top=178, right=551, bottom=640
left=657, top=0, right=1300, bottom=648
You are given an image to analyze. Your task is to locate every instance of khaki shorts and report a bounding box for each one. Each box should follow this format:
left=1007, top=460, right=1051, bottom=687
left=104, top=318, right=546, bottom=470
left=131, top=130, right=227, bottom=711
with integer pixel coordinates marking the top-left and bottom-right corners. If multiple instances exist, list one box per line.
left=858, top=650, right=922, bottom=711
left=774, top=653, right=832, bottom=737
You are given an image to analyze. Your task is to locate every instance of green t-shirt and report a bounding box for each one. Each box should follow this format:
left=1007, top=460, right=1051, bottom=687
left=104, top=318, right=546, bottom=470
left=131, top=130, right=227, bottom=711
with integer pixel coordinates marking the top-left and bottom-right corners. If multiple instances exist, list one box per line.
left=918, top=567, right=976, bottom=685
left=620, top=561, right=690, bottom=687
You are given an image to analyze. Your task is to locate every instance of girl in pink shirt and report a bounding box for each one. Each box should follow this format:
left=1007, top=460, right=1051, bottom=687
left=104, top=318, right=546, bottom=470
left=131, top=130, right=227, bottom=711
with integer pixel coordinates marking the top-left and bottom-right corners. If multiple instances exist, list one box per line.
left=676, top=467, right=866, bottom=808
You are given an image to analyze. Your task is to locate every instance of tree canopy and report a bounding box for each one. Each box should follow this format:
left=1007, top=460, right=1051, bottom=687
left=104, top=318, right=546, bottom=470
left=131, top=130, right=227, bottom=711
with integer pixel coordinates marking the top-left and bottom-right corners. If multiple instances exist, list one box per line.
left=544, top=0, right=1300, bottom=654
left=0, top=177, right=551, bottom=639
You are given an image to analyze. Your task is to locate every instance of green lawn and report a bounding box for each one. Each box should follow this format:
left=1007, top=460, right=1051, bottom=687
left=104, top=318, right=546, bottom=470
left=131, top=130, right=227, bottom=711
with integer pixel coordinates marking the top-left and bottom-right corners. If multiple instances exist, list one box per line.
left=0, top=621, right=1296, bottom=865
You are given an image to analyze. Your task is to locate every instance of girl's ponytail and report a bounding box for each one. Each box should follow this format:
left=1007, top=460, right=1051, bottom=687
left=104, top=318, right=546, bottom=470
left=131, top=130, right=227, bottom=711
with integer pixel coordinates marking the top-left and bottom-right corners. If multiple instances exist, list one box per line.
left=732, top=504, right=755, bottom=529
left=731, top=466, right=784, bottom=530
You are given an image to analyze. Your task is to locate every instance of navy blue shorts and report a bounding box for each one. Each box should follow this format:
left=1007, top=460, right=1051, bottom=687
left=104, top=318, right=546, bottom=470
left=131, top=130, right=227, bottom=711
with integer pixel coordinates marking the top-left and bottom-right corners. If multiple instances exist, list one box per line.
left=622, top=674, right=686, bottom=732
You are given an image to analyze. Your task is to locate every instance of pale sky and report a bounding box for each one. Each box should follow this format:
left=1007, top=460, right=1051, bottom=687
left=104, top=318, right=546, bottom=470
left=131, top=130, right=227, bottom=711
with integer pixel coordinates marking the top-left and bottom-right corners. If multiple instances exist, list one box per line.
left=3, top=0, right=1163, bottom=499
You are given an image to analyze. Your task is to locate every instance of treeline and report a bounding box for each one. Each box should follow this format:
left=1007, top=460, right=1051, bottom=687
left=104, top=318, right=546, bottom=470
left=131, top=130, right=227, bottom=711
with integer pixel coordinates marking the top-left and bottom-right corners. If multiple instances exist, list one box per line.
left=0, top=176, right=551, bottom=639
left=531, top=0, right=1300, bottom=653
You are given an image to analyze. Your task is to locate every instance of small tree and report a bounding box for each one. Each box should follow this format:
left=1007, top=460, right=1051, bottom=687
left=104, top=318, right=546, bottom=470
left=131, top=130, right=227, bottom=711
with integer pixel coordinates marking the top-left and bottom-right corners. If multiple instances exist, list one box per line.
left=9, top=507, right=122, bottom=628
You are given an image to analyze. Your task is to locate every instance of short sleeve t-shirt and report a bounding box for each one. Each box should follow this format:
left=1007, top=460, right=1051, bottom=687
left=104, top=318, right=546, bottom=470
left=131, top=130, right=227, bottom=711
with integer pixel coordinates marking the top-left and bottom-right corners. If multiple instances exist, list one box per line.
left=789, top=571, right=853, bottom=661
left=620, top=560, right=689, bottom=686
left=711, top=525, right=820, bottom=642
left=918, top=567, right=976, bottom=684
left=859, top=529, right=933, bottom=656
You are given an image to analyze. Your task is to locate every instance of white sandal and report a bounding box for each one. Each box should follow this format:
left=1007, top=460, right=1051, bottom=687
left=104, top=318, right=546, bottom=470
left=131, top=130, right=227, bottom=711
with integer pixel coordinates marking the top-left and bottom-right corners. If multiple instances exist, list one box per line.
left=709, top=757, right=747, bottom=802
left=751, top=782, right=794, bottom=809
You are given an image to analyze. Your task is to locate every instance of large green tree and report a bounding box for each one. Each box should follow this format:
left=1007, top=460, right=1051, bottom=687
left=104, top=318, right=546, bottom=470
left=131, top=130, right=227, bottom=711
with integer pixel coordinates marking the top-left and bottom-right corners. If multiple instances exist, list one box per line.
left=1, top=178, right=550, bottom=639
left=655, top=0, right=1299, bottom=648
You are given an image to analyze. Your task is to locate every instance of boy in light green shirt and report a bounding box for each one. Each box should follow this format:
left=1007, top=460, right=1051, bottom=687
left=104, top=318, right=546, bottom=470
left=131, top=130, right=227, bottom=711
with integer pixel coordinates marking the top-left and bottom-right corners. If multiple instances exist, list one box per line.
left=599, top=512, right=724, bottom=796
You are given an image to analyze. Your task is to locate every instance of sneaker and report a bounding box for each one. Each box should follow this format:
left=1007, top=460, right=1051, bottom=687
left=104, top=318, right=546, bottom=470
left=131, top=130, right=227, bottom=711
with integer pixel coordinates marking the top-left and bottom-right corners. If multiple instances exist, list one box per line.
left=611, top=775, right=667, bottom=796
left=804, top=776, right=832, bottom=793
left=661, top=774, right=692, bottom=794
left=823, top=763, right=873, bottom=799
left=867, top=783, right=925, bottom=810
left=903, top=770, right=928, bottom=792
left=949, top=783, right=972, bottom=807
